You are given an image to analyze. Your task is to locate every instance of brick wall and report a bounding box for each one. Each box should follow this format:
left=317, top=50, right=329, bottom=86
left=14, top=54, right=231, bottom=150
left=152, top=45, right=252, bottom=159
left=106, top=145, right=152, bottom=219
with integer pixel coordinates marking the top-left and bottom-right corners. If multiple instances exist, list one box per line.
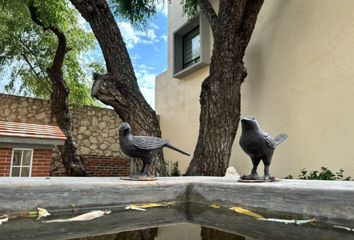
left=0, top=148, right=11, bottom=176
left=81, top=155, right=130, bottom=177
left=31, top=149, right=52, bottom=176
left=0, top=147, right=52, bottom=177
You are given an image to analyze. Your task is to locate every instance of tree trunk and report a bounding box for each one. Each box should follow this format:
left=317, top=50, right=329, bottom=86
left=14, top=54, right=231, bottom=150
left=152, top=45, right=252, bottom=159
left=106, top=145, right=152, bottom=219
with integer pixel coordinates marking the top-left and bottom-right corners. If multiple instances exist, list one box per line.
left=29, top=4, right=86, bottom=176
left=71, top=0, right=166, bottom=176
left=186, top=0, right=264, bottom=176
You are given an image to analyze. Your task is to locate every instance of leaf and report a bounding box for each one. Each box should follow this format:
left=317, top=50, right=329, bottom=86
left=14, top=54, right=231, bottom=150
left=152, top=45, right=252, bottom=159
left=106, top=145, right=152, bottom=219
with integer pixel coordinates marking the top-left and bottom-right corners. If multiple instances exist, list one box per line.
left=229, top=207, right=264, bottom=219
left=0, top=215, right=9, bottom=226
left=43, top=210, right=111, bottom=223
left=36, top=207, right=51, bottom=220
left=209, top=204, right=221, bottom=209
left=258, top=217, right=318, bottom=225
left=125, top=202, right=175, bottom=211
left=333, top=225, right=354, bottom=232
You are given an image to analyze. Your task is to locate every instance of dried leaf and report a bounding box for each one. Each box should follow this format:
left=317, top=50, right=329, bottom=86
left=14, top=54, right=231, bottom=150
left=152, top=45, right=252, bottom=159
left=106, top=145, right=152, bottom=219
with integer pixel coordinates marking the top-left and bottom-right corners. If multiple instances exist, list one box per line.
left=36, top=207, right=51, bottom=220
left=333, top=225, right=354, bottom=232
left=229, top=207, right=264, bottom=219
left=258, top=217, right=317, bottom=225
left=209, top=204, right=221, bottom=209
left=43, top=210, right=111, bottom=223
left=0, top=215, right=9, bottom=225
left=125, top=202, right=175, bottom=211
left=27, top=207, right=51, bottom=220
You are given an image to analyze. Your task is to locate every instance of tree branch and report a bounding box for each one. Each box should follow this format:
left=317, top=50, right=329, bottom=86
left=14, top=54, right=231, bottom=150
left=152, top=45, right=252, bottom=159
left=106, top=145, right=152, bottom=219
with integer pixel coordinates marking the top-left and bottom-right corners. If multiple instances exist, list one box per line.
left=197, top=0, right=218, bottom=33
left=17, top=37, right=50, bottom=81
left=218, top=0, right=247, bottom=31
left=20, top=53, right=52, bottom=94
left=28, top=3, right=67, bottom=76
left=238, top=0, right=264, bottom=52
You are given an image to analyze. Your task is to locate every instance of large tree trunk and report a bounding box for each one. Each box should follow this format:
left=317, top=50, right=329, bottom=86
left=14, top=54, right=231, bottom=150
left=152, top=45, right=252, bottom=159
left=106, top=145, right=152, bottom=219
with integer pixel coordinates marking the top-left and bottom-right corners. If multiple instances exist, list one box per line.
left=186, top=0, right=264, bottom=176
left=29, top=4, right=86, bottom=176
left=71, top=0, right=166, bottom=176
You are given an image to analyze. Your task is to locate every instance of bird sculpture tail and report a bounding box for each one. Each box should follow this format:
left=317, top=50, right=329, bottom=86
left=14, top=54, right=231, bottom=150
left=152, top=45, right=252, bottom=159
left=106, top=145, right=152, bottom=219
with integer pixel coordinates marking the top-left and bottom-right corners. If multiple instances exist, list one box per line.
left=166, top=144, right=190, bottom=156
left=273, top=133, right=288, bottom=146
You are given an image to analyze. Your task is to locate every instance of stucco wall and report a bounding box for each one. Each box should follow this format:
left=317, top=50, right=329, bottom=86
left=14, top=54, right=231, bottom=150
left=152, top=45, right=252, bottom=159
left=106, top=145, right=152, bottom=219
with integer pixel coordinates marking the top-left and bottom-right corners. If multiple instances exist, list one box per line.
left=156, top=0, right=354, bottom=178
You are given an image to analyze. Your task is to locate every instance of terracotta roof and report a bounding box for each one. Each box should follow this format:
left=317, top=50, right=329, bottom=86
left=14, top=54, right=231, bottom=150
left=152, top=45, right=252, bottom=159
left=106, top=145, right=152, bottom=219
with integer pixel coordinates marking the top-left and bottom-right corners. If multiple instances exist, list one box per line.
left=0, top=121, right=66, bottom=140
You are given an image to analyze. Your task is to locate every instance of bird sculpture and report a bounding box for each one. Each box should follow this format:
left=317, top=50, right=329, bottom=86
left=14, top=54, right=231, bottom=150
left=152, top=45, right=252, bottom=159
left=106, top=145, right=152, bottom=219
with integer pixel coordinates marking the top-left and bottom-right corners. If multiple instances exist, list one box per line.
left=119, top=122, right=190, bottom=176
left=239, top=116, right=288, bottom=181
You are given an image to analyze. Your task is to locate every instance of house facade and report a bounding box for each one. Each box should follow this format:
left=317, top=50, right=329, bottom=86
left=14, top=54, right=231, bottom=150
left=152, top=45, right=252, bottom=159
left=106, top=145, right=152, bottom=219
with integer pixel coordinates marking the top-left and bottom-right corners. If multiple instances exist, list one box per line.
left=0, top=121, right=65, bottom=177
left=0, top=94, right=131, bottom=177
left=156, top=0, right=354, bottom=177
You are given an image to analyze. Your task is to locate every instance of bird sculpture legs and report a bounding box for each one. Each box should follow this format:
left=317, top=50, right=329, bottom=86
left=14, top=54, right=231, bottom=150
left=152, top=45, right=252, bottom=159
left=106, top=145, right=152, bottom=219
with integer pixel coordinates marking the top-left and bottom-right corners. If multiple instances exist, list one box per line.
left=262, top=152, right=274, bottom=180
left=242, top=154, right=275, bottom=181
left=241, top=157, right=262, bottom=180
left=139, top=158, right=152, bottom=177
left=263, top=164, right=273, bottom=180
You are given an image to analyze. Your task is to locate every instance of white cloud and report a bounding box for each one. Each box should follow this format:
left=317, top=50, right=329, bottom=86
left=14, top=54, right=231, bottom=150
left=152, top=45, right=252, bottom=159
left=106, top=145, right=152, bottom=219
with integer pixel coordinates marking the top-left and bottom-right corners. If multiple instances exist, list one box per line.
left=140, top=86, right=155, bottom=109
left=160, top=35, right=167, bottom=42
left=150, top=23, right=159, bottom=30
left=156, top=0, right=168, bottom=17
left=135, top=64, right=157, bottom=109
left=118, top=22, right=141, bottom=48
left=117, top=21, right=160, bottom=48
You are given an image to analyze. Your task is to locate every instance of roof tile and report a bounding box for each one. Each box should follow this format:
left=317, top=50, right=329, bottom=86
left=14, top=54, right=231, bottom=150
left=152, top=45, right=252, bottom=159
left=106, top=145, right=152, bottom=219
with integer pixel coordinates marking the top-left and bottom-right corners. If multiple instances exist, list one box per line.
left=0, top=121, right=66, bottom=140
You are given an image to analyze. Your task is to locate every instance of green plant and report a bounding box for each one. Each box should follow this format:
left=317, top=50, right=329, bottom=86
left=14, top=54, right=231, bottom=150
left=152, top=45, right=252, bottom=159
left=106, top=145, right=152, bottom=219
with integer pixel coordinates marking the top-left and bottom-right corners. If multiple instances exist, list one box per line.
left=286, top=167, right=351, bottom=180
left=171, top=161, right=181, bottom=177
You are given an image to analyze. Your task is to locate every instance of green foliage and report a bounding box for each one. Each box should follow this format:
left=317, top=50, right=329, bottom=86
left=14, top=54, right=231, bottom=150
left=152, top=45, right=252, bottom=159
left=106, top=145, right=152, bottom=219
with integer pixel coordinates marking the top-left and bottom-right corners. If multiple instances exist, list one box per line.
left=180, top=0, right=198, bottom=18
left=171, top=161, right=181, bottom=176
left=285, top=167, right=351, bottom=181
left=0, top=0, right=99, bottom=105
left=110, top=0, right=159, bottom=27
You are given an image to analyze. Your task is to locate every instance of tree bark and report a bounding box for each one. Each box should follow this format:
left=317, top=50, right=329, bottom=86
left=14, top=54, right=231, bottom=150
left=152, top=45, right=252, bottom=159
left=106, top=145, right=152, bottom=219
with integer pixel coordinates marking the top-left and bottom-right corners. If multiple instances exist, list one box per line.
left=70, top=0, right=166, bottom=176
left=29, top=3, right=86, bottom=176
left=186, top=0, right=264, bottom=176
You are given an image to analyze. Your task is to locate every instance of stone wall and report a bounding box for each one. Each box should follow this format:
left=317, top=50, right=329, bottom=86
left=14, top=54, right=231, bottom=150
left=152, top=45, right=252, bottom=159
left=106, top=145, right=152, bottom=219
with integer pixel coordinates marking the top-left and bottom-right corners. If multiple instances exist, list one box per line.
left=71, top=104, right=121, bottom=157
left=0, top=94, right=130, bottom=176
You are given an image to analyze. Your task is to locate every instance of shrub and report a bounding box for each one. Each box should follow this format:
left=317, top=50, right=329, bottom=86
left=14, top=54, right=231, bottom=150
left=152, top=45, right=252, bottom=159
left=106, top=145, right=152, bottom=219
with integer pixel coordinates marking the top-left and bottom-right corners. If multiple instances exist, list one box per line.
left=285, top=167, right=351, bottom=180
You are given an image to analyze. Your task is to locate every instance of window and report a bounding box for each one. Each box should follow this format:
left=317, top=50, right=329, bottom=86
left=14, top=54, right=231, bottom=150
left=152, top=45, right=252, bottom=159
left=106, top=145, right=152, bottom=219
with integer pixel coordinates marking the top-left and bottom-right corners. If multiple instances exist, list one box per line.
left=10, top=149, right=33, bottom=177
left=173, top=13, right=210, bottom=78
left=183, top=27, right=200, bottom=69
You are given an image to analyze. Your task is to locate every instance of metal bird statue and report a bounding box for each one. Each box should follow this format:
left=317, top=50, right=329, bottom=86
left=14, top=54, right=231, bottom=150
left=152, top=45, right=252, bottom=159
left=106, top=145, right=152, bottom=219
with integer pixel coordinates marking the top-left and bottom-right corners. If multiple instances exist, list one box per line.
left=239, top=116, right=288, bottom=181
left=119, top=122, right=190, bottom=177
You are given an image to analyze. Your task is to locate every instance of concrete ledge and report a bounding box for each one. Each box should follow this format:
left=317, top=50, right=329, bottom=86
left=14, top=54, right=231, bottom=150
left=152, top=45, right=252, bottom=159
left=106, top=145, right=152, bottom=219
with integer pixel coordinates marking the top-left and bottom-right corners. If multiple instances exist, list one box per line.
left=0, top=177, right=354, bottom=240
left=1, top=177, right=354, bottom=218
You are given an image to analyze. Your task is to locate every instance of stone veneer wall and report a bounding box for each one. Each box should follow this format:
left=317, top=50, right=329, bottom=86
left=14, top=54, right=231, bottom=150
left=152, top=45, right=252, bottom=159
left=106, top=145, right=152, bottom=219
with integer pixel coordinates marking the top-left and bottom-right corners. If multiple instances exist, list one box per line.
left=0, top=94, right=130, bottom=176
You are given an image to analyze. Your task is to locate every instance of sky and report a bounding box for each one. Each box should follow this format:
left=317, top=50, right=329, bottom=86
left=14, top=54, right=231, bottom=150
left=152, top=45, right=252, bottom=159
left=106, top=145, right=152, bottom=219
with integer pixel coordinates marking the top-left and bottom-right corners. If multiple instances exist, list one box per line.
left=85, top=3, right=168, bottom=108
left=0, top=2, right=168, bottom=109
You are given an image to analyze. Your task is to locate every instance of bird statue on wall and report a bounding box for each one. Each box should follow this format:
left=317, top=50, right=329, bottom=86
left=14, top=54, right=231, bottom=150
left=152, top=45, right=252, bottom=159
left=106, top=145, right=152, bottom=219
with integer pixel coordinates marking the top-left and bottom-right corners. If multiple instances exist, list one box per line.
left=239, top=116, right=288, bottom=182
left=119, top=122, right=190, bottom=178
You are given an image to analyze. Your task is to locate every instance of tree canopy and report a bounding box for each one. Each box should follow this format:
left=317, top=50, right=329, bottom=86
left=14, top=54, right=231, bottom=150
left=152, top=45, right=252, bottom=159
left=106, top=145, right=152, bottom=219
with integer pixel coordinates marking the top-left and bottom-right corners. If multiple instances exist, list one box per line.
left=0, top=0, right=98, bottom=105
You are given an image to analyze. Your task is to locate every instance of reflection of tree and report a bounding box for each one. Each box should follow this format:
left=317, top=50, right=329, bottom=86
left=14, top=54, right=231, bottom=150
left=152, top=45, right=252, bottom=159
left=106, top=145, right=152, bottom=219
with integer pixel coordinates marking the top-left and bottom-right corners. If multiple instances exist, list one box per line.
left=192, top=36, right=200, bottom=60
left=72, top=228, right=157, bottom=240
left=201, top=227, right=245, bottom=240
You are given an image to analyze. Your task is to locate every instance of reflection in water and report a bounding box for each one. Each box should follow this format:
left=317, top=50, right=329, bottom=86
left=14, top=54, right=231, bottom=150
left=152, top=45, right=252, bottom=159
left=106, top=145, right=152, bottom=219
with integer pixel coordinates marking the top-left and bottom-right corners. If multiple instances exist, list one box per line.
left=72, top=224, right=247, bottom=240
left=201, top=227, right=245, bottom=240
left=71, top=228, right=157, bottom=240
left=1, top=201, right=353, bottom=240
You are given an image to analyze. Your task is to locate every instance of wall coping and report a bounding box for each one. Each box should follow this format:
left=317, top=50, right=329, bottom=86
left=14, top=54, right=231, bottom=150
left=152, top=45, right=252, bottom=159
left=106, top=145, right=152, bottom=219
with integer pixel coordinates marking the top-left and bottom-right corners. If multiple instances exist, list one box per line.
left=0, top=177, right=353, bottom=239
